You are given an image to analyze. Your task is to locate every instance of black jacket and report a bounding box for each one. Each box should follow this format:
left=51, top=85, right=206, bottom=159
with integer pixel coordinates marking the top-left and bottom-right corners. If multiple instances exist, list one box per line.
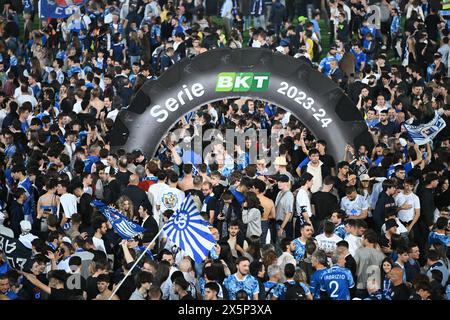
left=121, top=185, right=151, bottom=216
left=9, top=200, right=24, bottom=237
left=142, top=215, right=159, bottom=243
left=103, top=179, right=121, bottom=206
left=78, top=193, right=93, bottom=230
left=417, top=186, right=436, bottom=228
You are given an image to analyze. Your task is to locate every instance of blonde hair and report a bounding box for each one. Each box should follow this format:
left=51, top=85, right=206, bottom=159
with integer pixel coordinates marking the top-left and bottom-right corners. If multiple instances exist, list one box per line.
left=116, top=195, right=135, bottom=220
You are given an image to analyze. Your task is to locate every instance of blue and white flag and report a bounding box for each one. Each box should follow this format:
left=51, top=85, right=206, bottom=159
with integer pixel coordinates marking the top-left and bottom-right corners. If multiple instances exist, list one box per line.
left=91, top=200, right=145, bottom=240
left=184, top=111, right=195, bottom=124
left=163, top=194, right=216, bottom=263
left=191, top=164, right=199, bottom=176
left=39, top=0, right=87, bottom=19
left=403, top=112, right=447, bottom=146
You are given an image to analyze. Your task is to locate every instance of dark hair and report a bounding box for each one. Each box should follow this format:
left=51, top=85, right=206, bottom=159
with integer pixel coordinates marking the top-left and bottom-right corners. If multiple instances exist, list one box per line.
left=92, top=217, right=107, bottom=231
left=48, top=230, right=61, bottom=243
left=281, top=237, right=293, bottom=252
left=299, top=172, right=314, bottom=186
left=229, top=220, right=240, bottom=228
left=337, top=161, right=350, bottom=169
left=323, top=221, right=335, bottom=235
left=252, top=178, right=266, bottom=193
left=48, top=270, right=69, bottom=283
left=244, top=191, right=262, bottom=212
left=11, top=164, right=26, bottom=175
left=69, top=256, right=82, bottom=267
left=427, top=249, right=440, bottom=262
left=236, top=256, right=250, bottom=266
left=284, top=263, right=296, bottom=278
left=380, top=257, right=394, bottom=282
left=204, top=281, right=220, bottom=294
left=424, top=173, right=439, bottom=185
left=396, top=246, right=408, bottom=255
left=308, top=148, right=320, bottom=156
left=305, top=239, right=316, bottom=255
left=249, top=261, right=264, bottom=278
left=135, top=271, right=153, bottom=289
left=323, top=176, right=335, bottom=186
left=182, top=164, right=193, bottom=174
left=167, top=171, right=179, bottom=183
left=247, top=235, right=262, bottom=261
left=436, top=217, right=448, bottom=230
left=363, top=229, right=378, bottom=244
left=96, top=274, right=111, bottom=283
left=336, top=240, right=349, bottom=249
left=235, top=289, right=248, bottom=300
left=382, top=179, right=395, bottom=191
left=344, top=186, right=356, bottom=195
left=415, top=280, right=431, bottom=293
left=404, top=177, right=416, bottom=186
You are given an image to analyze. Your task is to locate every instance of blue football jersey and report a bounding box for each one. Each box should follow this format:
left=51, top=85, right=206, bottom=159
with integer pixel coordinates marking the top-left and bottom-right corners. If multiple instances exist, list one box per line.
left=320, top=266, right=355, bottom=300
left=293, top=238, right=306, bottom=261
left=310, top=268, right=328, bottom=299
left=428, top=231, right=450, bottom=247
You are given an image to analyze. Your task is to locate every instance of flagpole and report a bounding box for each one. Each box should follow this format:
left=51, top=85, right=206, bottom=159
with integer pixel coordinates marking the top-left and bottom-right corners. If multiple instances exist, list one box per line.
left=108, top=227, right=165, bottom=300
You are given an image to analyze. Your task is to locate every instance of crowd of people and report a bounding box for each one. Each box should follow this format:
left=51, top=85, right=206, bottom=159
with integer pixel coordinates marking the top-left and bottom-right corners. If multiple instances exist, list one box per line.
left=0, top=0, right=449, bottom=301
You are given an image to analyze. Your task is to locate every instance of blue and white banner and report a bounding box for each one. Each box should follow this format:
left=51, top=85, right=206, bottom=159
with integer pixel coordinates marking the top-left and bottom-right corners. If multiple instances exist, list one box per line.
left=403, top=112, right=447, bottom=146
left=39, top=0, right=87, bottom=19
left=91, top=200, right=145, bottom=240
left=163, top=194, right=216, bottom=263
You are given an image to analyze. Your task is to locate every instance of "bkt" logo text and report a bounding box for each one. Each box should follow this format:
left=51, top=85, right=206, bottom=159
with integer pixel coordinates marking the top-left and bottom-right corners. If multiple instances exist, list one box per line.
left=216, top=72, right=270, bottom=92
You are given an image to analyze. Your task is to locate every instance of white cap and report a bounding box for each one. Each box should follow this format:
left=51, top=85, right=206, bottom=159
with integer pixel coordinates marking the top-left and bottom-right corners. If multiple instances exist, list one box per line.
left=360, top=174, right=372, bottom=181
left=20, top=220, right=32, bottom=232
left=62, top=237, right=72, bottom=244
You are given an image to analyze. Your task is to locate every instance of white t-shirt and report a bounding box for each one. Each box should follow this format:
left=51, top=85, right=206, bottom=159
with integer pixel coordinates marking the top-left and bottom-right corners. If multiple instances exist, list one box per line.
left=316, top=233, right=343, bottom=254
left=19, top=233, right=38, bottom=249
left=395, top=192, right=420, bottom=222
left=59, top=193, right=78, bottom=219
left=156, top=186, right=185, bottom=214
left=57, top=256, right=73, bottom=273
left=107, top=109, right=119, bottom=122
left=340, top=194, right=368, bottom=217
left=92, top=236, right=106, bottom=253
left=344, top=233, right=362, bottom=257
left=14, top=86, right=33, bottom=99
left=73, top=100, right=82, bottom=114
left=16, top=94, right=38, bottom=108
left=148, top=182, right=170, bottom=223
left=296, top=189, right=312, bottom=217
left=306, top=161, right=323, bottom=193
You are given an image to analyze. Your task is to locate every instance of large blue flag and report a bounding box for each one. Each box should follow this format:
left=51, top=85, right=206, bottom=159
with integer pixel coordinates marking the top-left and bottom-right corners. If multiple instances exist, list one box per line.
left=39, top=0, right=87, bottom=19
left=163, top=194, right=216, bottom=263
left=91, top=200, right=145, bottom=240
left=403, top=112, right=446, bottom=146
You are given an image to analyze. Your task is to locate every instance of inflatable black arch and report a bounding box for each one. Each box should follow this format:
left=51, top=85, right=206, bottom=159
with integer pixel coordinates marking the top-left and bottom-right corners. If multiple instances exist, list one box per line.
left=110, top=48, right=373, bottom=161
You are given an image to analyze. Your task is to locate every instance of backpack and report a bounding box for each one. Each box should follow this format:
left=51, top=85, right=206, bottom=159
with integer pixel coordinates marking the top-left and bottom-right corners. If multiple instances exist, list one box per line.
left=284, top=281, right=307, bottom=300
left=291, top=188, right=306, bottom=225
left=265, top=284, right=278, bottom=300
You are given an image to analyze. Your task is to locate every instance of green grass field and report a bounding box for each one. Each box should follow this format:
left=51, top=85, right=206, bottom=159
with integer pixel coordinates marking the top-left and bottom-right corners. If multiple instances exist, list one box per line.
left=210, top=14, right=402, bottom=63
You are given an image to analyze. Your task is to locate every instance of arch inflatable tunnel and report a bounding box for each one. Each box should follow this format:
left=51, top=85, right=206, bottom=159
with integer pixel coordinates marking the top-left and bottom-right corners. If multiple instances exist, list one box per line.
left=110, top=48, right=373, bottom=161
